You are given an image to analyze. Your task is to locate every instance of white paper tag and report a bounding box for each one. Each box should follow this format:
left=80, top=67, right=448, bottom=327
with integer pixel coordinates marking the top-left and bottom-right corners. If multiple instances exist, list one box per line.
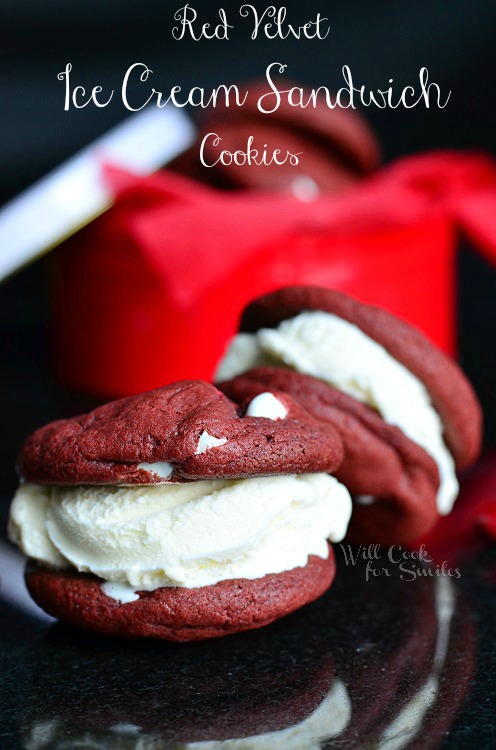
left=0, top=106, right=196, bottom=282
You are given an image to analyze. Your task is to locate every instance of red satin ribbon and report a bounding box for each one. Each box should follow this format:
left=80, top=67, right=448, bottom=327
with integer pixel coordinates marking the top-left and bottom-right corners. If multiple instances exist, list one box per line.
left=103, top=150, right=496, bottom=310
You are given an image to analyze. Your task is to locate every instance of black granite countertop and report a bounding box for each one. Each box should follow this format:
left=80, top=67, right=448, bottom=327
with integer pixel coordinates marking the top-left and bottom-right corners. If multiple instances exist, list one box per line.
left=1, top=534, right=496, bottom=749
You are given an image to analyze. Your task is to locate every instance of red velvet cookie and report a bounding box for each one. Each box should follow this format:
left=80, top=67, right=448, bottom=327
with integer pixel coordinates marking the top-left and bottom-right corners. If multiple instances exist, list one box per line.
left=220, top=367, right=440, bottom=544
left=25, top=548, right=335, bottom=641
left=18, top=379, right=343, bottom=485
left=239, top=286, right=482, bottom=470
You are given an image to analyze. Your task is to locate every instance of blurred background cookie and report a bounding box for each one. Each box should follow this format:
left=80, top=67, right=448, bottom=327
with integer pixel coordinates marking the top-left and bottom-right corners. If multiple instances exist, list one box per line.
left=170, top=77, right=381, bottom=195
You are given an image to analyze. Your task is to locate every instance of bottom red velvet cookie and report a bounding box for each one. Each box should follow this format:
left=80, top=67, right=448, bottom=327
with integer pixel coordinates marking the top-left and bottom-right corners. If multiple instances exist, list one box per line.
left=26, top=548, right=335, bottom=641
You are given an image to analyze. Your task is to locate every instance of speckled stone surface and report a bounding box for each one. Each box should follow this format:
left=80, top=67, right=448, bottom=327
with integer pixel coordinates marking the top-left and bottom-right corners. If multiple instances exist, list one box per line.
left=2, top=528, right=495, bottom=749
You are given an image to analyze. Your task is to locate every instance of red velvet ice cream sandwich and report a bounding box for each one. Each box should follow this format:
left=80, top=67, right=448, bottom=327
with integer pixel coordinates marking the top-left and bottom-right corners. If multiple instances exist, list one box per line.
left=9, top=380, right=351, bottom=640
left=217, top=286, right=482, bottom=544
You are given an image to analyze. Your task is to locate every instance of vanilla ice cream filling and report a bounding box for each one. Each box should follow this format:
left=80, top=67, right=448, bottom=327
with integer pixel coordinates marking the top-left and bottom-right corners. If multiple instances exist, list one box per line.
left=8, top=473, right=352, bottom=591
left=216, top=311, right=458, bottom=514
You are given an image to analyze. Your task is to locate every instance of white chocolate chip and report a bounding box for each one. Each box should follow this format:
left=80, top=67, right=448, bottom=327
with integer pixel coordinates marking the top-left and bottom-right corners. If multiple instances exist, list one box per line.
left=137, top=461, right=173, bottom=479
left=291, top=175, right=320, bottom=202
left=196, top=430, right=228, bottom=454
left=246, top=392, right=288, bottom=420
left=101, top=582, right=139, bottom=604
left=355, top=495, right=376, bottom=506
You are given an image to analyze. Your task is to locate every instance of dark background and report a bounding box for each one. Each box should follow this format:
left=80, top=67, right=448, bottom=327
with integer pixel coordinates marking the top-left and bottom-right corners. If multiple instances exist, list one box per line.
left=2, top=0, right=496, bottom=203
left=1, top=0, right=496, bottom=495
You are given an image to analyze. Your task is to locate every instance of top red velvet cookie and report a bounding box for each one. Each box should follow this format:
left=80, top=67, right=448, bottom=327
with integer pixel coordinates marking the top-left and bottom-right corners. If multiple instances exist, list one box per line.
left=17, top=379, right=344, bottom=485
